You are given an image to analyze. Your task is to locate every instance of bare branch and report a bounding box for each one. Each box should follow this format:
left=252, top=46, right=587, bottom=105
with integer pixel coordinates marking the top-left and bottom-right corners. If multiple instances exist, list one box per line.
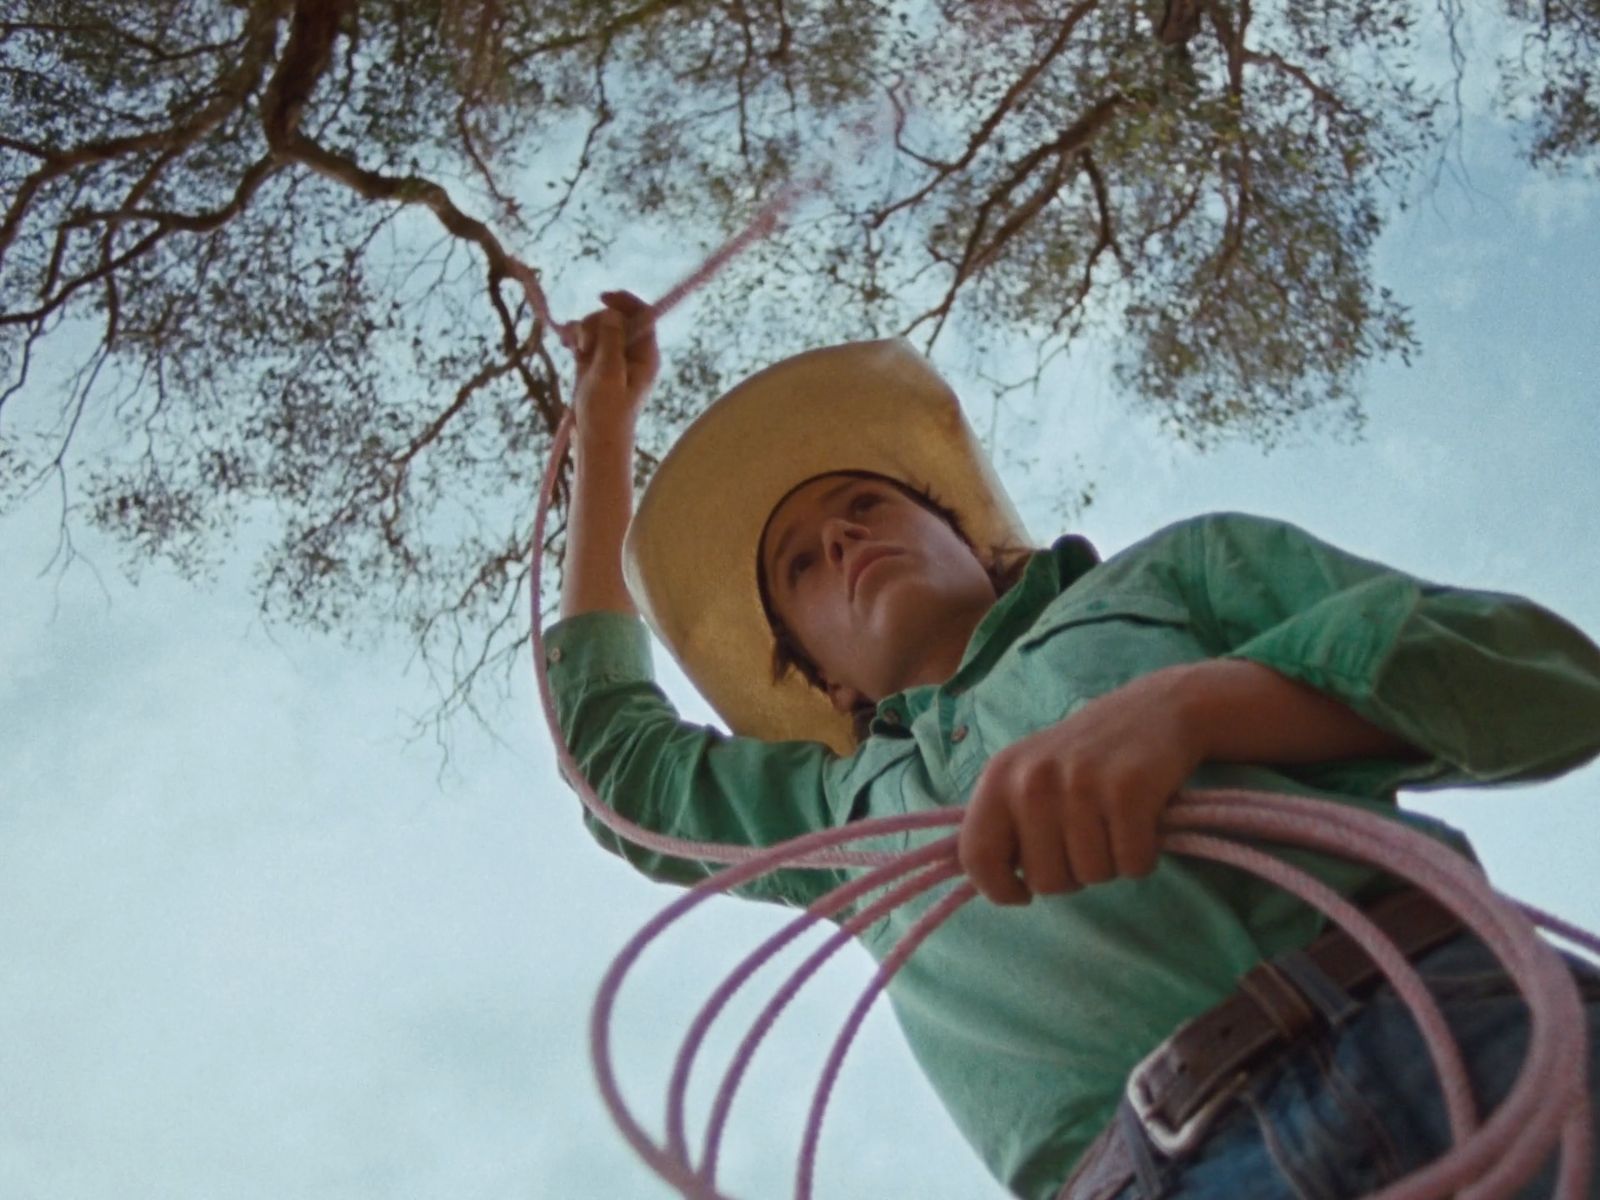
left=0, top=225, right=168, bottom=327
left=504, top=0, right=696, bottom=63
left=904, top=94, right=1127, bottom=344
left=259, top=1, right=564, bottom=350
left=0, top=2, right=282, bottom=270
left=531, top=42, right=615, bottom=240
left=1243, top=49, right=1353, bottom=114
left=65, top=156, right=284, bottom=234
left=870, top=0, right=1101, bottom=229
left=0, top=17, right=247, bottom=65
left=1204, top=0, right=1254, bottom=278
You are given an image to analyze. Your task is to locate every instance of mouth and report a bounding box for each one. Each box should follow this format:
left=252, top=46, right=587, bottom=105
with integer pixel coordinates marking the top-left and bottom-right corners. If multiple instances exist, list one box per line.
left=848, top=549, right=900, bottom=601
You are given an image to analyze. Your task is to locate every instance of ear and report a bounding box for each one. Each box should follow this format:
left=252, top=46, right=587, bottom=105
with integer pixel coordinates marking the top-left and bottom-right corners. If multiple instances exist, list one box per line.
left=826, top=681, right=867, bottom=715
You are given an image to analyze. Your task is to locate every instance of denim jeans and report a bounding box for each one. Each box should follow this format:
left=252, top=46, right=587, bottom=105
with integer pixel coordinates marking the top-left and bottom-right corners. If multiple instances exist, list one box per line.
left=1112, top=932, right=1600, bottom=1200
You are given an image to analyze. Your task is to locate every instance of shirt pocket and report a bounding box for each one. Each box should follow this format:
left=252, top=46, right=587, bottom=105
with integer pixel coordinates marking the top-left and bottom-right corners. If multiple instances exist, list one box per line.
left=1005, top=588, right=1204, bottom=702
left=1016, top=589, right=1194, bottom=651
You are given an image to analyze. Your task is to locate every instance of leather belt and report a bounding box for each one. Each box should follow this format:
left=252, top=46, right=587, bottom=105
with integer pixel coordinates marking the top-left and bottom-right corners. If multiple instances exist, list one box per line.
left=1058, top=886, right=1464, bottom=1200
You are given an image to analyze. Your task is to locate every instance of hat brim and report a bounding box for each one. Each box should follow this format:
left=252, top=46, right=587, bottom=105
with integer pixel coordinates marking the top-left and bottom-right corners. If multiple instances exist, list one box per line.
left=624, top=338, right=1031, bottom=756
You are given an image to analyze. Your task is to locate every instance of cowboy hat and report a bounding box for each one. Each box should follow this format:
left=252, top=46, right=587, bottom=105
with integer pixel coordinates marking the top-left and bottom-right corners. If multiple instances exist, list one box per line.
left=623, top=338, right=1031, bottom=755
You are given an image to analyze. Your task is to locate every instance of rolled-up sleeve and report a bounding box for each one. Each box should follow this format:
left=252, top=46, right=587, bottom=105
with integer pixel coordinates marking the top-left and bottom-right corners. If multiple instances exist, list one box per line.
left=1183, top=513, right=1600, bottom=789
left=542, top=610, right=847, bottom=907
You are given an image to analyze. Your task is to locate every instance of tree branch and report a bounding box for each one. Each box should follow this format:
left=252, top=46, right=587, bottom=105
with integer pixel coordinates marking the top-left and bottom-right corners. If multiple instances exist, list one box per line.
left=1243, top=48, right=1351, bottom=114
left=505, top=0, right=694, bottom=63
left=65, top=156, right=284, bottom=234
left=904, top=94, right=1126, bottom=344
left=0, top=1, right=283, bottom=270
left=869, top=0, right=1100, bottom=229
left=262, top=0, right=563, bottom=346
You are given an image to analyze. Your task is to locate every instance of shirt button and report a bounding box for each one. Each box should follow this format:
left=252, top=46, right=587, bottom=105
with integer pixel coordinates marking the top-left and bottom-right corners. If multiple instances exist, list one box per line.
left=547, top=646, right=564, bottom=665
left=950, top=724, right=968, bottom=744
left=881, top=710, right=901, bottom=726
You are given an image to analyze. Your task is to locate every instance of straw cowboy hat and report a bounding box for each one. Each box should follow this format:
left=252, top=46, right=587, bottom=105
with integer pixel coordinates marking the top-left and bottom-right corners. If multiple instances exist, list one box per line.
left=623, top=338, right=1032, bottom=756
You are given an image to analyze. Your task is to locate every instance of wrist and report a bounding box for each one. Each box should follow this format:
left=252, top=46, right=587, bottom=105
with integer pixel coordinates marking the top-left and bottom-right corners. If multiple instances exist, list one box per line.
left=1158, top=661, right=1219, bottom=765
left=574, top=420, right=637, bottom=457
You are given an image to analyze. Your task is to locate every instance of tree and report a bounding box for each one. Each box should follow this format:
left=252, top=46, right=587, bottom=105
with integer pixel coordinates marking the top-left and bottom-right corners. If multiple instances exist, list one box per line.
left=1, top=0, right=1593, bottom=733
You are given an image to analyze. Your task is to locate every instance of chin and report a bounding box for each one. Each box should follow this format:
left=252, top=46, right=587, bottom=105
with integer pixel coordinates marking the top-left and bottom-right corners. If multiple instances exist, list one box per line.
left=866, top=574, right=947, bottom=648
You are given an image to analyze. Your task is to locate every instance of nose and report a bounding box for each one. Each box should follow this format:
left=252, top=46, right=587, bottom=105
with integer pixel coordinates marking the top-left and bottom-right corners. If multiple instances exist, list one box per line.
left=820, top=514, right=866, bottom=571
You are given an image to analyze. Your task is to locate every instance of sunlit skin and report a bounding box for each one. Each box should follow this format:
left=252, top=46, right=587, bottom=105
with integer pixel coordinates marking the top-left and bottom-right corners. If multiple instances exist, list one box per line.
left=760, top=475, right=998, bottom=714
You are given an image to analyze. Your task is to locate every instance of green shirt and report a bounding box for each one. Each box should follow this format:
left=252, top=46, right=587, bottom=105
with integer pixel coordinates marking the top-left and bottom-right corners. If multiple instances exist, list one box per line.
left=544, top=512, right=1600, bottom=1199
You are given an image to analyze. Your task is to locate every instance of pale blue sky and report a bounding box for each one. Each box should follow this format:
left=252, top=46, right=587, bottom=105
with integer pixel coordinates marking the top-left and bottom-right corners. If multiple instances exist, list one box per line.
left=2, top=82, right=1598, bottom=1200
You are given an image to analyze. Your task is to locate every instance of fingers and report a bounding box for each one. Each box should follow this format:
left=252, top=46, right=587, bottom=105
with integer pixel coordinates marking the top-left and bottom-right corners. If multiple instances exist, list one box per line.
left=572, top=290, right=659, bottom=385
left=600, top=289, right=661, bottom=377
left=599, top=288, right=650, bottom=317
left=963, top=760, right=1159, bottom=906
left=959, top=777, right=1031, bottom=907
left=1107, top=799, right=1162, bottom=879
left=1061, top=796, right=1115, bottom=887
left=589, top=306, right=626, bottom=376
left=572, top=306, right=624, bottom=378
left=572, top=293, right=646, bottom=354
left=1012, top=781, right=1075, bottom=898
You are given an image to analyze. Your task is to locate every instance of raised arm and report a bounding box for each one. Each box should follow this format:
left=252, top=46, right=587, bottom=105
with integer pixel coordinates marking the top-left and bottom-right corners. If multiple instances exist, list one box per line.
left=546, top=293, right=845, bottom=909
left=561, top=290, right=658, bottom=619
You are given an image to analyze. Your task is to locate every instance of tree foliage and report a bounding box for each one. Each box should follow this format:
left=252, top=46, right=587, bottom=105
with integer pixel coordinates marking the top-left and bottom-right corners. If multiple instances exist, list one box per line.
left=1, top=0, right=1594, bottom=729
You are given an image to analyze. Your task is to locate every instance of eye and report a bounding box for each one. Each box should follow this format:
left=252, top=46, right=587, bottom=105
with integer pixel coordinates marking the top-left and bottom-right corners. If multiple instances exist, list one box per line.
left=850, top=492, right=879, bottom=515
left=787, top=550, right=813, bottom=585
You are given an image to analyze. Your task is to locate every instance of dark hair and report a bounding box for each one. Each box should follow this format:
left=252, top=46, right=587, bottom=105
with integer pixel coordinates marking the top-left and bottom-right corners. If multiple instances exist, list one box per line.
left=755, top=470, right=1035, bottom=745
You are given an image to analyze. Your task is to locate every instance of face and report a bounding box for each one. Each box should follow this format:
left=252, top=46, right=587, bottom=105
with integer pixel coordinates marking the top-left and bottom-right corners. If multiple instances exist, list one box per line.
left=759, top=473, right=997, bottom=709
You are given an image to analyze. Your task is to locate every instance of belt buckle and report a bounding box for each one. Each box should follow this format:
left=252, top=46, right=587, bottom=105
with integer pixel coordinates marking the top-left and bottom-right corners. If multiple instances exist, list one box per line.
left=1124, top=1038, right=1246, bottom=1159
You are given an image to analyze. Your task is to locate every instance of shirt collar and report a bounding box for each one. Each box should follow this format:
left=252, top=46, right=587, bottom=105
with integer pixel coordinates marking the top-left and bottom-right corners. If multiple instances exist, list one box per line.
left=868, top=534, right=1100, bottom=734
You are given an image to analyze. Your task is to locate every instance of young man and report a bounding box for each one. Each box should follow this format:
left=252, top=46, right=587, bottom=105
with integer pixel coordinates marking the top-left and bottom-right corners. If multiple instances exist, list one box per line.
left=546, top=292, right=1600, bottom=1198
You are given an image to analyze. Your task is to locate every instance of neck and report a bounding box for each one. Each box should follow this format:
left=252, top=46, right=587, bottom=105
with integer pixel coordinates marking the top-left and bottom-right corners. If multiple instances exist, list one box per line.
left=875, top=595, right=993, bottom=697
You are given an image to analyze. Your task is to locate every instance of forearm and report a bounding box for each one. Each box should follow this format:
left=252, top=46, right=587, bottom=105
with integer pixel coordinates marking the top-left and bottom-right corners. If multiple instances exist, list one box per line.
left=1171, top=658, right=1426, bottom=766
left=560, top=423, right=639, bottom=619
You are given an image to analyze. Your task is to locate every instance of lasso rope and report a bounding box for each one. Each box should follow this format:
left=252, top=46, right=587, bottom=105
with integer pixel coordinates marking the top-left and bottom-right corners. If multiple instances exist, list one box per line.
left=517, top=113, right=1598, bottom=1200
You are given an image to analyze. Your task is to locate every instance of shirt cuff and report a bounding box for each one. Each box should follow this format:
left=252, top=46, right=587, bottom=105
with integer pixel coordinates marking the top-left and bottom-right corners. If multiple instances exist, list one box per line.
left=541, top=610, right=656, bottom=688
left=1222, top=574, right=1417, bottom=705
left=1222, top=576, right=1467, bottom=787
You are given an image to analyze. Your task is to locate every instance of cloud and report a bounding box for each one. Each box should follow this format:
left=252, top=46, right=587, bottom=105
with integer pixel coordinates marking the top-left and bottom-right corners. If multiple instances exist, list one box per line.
left=1515, top=173, right=1600, bottom=239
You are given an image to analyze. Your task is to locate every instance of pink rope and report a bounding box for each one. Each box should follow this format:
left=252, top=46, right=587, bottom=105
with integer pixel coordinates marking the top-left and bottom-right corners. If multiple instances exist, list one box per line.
left=583, top=807, right=965, bottom=1199
left=650, top=185, right=813, bottom=325
left=518, top=104, right=893, bottom=353
left=701, top=857, right=961, bottom=1187
left=575, top=787, right=1592, bottom=1200
left=649, top=108, right=890, bottom=328
left=1165, top=830, right=1478, bottom=1144
left=1520, top=901, right=1600, bottom=960
left=1176, top=793, right=1592, bottom=1200
left=502, top=179, right=803, bottom=350
left=668, top=840, right=955, bottom=1168
left=796, top=881, right=977, bottom=1200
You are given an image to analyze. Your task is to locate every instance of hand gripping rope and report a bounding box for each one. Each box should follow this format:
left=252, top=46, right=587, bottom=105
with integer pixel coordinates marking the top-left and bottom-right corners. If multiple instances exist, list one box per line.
left=519, top=129, right=1599, bottom=1200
